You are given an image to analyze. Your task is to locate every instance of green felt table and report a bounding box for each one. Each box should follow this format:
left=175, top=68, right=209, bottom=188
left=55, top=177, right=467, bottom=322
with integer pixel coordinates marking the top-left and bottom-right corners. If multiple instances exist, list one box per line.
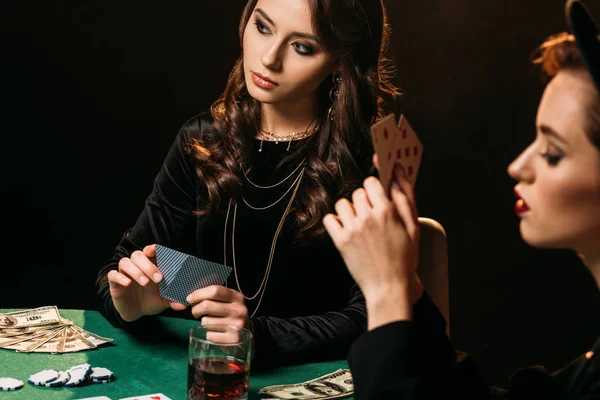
left=0, top=309, right=352, bottom=400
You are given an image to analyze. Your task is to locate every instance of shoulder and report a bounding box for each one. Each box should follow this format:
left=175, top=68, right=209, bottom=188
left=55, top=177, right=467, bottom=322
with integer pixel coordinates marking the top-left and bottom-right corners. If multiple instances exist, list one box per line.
left=177, top=112, right=222, bottom=144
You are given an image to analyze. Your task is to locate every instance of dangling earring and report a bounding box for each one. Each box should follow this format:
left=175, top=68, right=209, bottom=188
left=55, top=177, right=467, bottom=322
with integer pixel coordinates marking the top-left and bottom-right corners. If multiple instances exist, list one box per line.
left=327, top=74, right=341, bottom=121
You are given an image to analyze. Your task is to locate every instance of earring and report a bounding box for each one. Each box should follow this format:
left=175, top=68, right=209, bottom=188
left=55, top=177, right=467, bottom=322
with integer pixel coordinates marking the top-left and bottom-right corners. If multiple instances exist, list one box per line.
left=327, top=75, right=341, bottom=121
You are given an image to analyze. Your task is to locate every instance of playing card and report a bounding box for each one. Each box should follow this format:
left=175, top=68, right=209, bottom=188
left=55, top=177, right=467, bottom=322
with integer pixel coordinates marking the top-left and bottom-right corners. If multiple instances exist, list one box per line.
left=156, top=245, right=232, bottom=306
left=74, top=397, right=113, bottom=400
left=118, top=394, right=173, bottom=400
left=393, top=114, right=423, bottom=186
left=370, top=113, right=398, bottom=195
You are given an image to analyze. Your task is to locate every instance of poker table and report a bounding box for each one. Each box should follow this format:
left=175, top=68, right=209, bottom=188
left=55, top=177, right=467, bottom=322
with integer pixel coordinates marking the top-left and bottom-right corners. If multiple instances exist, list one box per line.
left=0, top=309, right=352, bottom=400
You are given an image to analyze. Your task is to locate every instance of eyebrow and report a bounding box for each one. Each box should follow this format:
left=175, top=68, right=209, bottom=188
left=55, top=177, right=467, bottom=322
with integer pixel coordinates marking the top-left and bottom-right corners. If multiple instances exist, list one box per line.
left=254, top=8, right=319, bottom=41
left=539, top=124, right=568, bottom=145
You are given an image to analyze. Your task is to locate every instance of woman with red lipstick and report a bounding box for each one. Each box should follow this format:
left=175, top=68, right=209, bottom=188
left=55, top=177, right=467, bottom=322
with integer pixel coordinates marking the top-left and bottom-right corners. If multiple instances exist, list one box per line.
left=324, top=0, right=600, bottom=398
left=96, top=0, right=400, bottom=370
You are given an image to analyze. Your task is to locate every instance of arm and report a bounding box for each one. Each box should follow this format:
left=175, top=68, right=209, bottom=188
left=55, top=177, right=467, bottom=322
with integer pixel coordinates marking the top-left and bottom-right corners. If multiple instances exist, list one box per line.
left=250, top=284, right=366, bottom=370
left=96, top=116, right=210, bottom=328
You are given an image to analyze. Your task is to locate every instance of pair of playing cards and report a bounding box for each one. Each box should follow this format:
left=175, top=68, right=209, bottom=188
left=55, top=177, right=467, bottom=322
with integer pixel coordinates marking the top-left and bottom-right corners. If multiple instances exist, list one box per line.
left=370, top=113, right=423, bottom=194
left=155, top=245, right=232, bottom=306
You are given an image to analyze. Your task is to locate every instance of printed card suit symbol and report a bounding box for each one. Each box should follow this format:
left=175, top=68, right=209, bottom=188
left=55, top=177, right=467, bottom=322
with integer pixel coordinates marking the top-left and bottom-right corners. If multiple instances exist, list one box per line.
left=387, top=151, right=392, bottom=162
left=408, top=166, right=413, bottom=176
left=402, top=129, right=407, bottom=139
left=383, top=128, right=389, bottom=140
left=396, top=148, right=402, bottom=159
left=413, top=146, right=419, bottom=156
left=405, top=148, right=410, bottom=157
left=151, top=396, right=161, bottom=400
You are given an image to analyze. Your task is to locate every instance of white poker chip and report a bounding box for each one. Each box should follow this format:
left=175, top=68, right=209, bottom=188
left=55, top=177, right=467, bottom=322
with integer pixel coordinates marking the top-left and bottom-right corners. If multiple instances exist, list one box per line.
left=0, top=378, right=24, bottom=391
left=28, top=369, right=60, bottom=386
left=91, top=377, right=114, bottom=384
left=64, top=363, right=92, bottom=387
left=44, top=370, right=70, bottom=387
left=90, top=367, right=113, bottom=380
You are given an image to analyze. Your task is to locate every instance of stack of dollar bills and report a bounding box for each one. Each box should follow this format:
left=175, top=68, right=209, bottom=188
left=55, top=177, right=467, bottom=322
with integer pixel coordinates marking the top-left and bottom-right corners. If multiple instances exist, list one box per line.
left=0, top=306, right=112, bottom=353
left=259, top=369, right=354, bottom=399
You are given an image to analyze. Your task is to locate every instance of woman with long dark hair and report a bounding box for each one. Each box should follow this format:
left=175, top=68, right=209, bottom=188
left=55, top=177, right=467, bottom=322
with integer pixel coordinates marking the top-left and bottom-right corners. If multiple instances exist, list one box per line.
left=96, top=0, right=399, bottom=369
left=324, top=0, right=600, bottom=397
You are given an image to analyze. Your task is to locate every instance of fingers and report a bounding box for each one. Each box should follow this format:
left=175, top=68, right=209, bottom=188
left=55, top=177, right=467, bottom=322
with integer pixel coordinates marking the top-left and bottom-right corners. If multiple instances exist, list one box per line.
left=323, top=213, right=343, bottom=241
left=390, top=183, right=418, bottom=240
left=107, top=269, right=131, bottom=287
left=107, top=270, right=132, bottom=301
left=334, top=198, right=355, bottom=227
left=143, top=244, right=157, bottom=258
left=392, top=164, right=419, bottom=220
left=191, top=299, right=248, bottom=321
left=169, top=301, right=188, bottom=311
left=130, top=250, right=162, bottom=284
left=187, top=286, right=244, bottom=305
left=351, top=188, right=372, bottom=217
left=372, top=154, right=379, bottom=171
left=362, top=176, right=389, bottom=210
left=118, top=257, right=152, bottom=286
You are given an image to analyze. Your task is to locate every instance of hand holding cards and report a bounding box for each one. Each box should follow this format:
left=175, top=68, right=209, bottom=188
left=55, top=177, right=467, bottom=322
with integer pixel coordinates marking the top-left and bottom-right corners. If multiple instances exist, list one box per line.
left=155, top=245, right=232, bottom=306
left=370, top=113, right=423, bottom=195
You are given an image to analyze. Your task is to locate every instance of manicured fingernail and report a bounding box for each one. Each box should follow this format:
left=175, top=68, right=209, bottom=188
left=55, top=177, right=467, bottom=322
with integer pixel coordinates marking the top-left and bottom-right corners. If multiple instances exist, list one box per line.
left=153, top=272, right=163, bottom=282
left=186, top=295, right=192, bottom=303
left=121, top=277, right=131, bottom=285
left=140, top=276, right=149, bottom=285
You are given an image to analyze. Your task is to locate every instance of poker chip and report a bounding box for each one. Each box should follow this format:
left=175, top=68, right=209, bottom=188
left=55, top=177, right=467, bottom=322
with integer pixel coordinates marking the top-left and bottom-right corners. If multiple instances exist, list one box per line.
left=28, top=369, right=60, bottom=386
left=44, top=371, right=70, bottom=387
left=64, top=363, right=92, bottom=387
left=0, top=378, right=24, bottom=391
left=89, top=367, right=113, bottom=380
left=91, top=377, right=114, bottom=384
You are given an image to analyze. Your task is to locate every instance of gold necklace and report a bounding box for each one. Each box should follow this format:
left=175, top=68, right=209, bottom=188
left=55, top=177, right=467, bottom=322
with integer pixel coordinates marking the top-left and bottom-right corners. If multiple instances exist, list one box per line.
left=257, top=126, right=319, bottom=152
left=242, top=158, right=306, bottom=189
left=223, top=168, right=305, bottom=318
left=241, top=167, right=305, bottom=210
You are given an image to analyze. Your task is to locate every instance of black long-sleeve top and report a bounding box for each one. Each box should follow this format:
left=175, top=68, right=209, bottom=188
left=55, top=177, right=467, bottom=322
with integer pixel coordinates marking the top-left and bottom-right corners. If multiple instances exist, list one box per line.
left=348, top=292, right=600, bottom=399
left=96, top=115, right=367, bottom=370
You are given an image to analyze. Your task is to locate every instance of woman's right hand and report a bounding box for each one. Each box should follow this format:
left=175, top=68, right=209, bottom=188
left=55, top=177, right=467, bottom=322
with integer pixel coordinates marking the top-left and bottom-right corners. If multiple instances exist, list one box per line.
left=107, top=244, right=188, bottom=322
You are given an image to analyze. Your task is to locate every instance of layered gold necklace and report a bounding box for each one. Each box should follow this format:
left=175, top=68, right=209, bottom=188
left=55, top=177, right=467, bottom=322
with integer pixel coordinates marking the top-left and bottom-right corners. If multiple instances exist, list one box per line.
left=256, top=126, right=319, bottom=151
left=223, top=159, right=306, bottom=318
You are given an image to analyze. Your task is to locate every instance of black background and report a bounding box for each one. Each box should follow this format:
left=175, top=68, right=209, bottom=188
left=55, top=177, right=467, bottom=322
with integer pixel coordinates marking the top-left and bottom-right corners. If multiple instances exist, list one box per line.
left=2, top=0, right=599, bottom=387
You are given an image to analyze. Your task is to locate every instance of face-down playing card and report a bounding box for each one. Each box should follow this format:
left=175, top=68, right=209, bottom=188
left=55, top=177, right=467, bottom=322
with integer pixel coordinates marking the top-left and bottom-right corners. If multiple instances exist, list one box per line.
left=155, top=245, right=232, bottom=306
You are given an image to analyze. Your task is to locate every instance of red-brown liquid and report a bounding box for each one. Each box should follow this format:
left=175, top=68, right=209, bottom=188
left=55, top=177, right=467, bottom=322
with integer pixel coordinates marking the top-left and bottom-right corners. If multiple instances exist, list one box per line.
left=187, top=357, right=248, bottom=400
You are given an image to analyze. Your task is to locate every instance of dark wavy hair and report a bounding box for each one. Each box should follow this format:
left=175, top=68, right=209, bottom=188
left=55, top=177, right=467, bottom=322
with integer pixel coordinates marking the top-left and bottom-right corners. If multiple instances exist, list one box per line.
left=533, top=32, right=600, bottom=149
left=189, top=0, right=400, bottom=240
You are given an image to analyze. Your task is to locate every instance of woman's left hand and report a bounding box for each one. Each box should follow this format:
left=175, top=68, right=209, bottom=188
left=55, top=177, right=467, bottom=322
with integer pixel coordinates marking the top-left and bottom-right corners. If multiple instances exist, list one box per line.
left=186, top=286, right=250, bottom=330
left=323, top=165, right=422, bottom=327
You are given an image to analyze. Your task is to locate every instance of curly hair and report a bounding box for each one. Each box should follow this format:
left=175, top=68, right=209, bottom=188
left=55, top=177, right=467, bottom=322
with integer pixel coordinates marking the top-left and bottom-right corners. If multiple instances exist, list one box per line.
left=189, top=0, right=400, bottom=240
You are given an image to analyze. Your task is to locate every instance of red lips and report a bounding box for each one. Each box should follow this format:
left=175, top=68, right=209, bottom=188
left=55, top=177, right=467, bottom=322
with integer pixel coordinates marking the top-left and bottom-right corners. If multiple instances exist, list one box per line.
left=514, top=189, right=530, bottom=215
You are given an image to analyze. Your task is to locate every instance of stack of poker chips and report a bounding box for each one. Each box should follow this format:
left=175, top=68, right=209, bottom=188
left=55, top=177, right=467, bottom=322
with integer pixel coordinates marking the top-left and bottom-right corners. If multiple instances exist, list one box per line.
left=0, top=363, right=116, bottom=391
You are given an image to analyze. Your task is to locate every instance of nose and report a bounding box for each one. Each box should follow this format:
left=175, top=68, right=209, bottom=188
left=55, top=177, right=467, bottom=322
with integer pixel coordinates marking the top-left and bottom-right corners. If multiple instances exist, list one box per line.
left=261, top=43, right=283, bottom=71
left=507, top=142, right=536, bottom=183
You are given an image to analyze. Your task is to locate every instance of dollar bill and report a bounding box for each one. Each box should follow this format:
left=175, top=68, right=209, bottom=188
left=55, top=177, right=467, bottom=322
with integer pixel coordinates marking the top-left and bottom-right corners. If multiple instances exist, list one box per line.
left=0, top=306, right=61, bottom=329
left=259, top=369, right=354, bottom=399
left=0, top=306, right=112, bottom=353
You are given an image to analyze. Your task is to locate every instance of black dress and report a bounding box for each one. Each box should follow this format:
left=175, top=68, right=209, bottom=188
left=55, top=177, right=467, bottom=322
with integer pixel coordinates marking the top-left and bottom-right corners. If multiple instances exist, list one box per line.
left=348, top=292, right=600, bottom=399
left=96, top=115, right=367, bottom=370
